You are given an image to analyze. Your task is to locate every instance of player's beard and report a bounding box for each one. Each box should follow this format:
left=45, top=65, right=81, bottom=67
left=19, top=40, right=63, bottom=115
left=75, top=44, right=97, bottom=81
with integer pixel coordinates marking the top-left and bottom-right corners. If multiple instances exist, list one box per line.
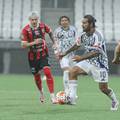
left=83, top=27, right=90, bottom=33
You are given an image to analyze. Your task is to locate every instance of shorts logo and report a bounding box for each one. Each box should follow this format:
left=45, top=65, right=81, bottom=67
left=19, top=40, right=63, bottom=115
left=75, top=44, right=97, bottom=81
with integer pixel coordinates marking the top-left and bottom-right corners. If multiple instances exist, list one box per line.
left=31, top=67, right=36, bottom=74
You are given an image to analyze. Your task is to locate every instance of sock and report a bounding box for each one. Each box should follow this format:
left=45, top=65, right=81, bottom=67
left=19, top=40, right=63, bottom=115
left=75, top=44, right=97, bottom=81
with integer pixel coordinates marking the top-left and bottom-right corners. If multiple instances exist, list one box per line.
left=68, top=80, right=78, bottom=104
left=43, top=67, right=54, bottom=94
left=34, top=74, right=43, bottom=94
left=50, top=93, right=55, bottom=100
left=108, top=88, right=118, bottom=102
left=63, top=70, right=69, bottom=93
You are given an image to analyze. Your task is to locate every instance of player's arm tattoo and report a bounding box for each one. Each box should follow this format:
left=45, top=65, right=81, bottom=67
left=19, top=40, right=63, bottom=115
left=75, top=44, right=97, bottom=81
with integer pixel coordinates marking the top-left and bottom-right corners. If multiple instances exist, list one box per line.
left=80, top=51, right=100, bottom=60
left=64, top=44, right=80, bottom=56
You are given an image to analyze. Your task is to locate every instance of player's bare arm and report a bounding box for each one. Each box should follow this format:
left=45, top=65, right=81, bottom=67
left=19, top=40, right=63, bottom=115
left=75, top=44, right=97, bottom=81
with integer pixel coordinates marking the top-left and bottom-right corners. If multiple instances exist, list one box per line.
left=48, top=32, right=58, bottom=51
left=21, top=38, right=42, bottom=48
left=48, top=32, right=56, bottom=44
left=112, top=42, right=120, bottom=64
left=72, top=51, right=100, bottom=62
left=59, top=43, right=80, bottom=59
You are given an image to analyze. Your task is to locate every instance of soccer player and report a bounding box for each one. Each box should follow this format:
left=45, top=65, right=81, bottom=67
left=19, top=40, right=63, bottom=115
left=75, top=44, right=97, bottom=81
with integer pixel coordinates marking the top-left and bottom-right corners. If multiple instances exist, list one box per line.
left=112, top=41, right=120, bottom=64
left=59, top=15, right=119, bottom=110
left=53, top=16, right=77, bottom=95
left=20, top=11, right=57, bottom=104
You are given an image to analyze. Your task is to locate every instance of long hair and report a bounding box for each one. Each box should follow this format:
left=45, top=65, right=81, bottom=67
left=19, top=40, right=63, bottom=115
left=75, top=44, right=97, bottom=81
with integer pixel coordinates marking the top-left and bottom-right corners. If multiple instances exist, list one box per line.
left=84, top=15, right=96, bottom=28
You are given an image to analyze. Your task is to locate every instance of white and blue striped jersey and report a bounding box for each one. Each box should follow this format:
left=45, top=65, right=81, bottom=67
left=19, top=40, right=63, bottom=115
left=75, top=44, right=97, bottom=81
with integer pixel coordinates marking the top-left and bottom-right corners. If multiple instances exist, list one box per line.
left=77, top=30, right=109, bottom=70
left=54, top=26, right=77, bottom=57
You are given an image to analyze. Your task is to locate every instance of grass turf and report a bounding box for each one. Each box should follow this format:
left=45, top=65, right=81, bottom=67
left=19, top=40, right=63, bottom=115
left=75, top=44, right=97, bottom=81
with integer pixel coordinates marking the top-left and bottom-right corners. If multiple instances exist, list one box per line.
left=0, top=74, right=120, bottom=120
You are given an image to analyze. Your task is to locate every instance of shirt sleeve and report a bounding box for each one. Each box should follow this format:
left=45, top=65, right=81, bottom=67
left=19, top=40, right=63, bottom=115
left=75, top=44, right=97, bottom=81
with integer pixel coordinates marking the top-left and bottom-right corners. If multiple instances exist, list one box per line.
left=44, top=24, right=52, bottom=33
left=21, top=28, right=28, bottom=42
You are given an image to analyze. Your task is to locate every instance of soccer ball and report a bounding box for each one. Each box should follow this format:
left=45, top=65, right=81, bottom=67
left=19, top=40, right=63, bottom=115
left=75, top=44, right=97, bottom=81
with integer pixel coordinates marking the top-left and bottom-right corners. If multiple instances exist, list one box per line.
left=56, top=91, right=66, bottom=104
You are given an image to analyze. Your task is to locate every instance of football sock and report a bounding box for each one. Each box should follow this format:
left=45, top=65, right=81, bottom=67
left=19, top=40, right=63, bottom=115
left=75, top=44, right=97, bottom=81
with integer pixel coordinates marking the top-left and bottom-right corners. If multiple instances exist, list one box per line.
left=43, top=67, right=54, bottom=93
left=69, top=80, right=78, bottom=104
left=108, top=88, right=118, bottom=102
left=50, top=93, right=55, bottom=99
left=63, top=70, right=69, bottom=93
left=34, top=74, right=43, bottom=94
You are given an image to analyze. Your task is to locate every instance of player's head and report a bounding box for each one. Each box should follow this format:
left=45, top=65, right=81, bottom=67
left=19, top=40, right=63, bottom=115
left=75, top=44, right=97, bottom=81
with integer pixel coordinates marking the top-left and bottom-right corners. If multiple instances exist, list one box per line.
left=82, top=15, right=96, bottom=32
left=28, top=11, right=39, bottom=28
left=59, top=16, right=70, bottom=28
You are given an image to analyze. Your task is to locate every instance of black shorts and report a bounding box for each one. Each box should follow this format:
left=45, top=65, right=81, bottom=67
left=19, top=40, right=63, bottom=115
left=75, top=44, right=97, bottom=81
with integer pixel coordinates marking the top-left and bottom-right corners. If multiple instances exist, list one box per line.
left=28, top=56, right=50, bottom=75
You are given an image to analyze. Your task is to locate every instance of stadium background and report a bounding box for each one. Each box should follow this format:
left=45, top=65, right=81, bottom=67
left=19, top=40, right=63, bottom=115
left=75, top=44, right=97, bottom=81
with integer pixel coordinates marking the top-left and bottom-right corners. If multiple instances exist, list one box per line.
left=0, top=0, right=120, bottom=75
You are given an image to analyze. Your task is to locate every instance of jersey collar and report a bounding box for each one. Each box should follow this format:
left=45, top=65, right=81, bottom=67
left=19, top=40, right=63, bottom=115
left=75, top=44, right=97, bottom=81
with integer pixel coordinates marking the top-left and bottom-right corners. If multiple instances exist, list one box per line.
left=61, top=26, right=70, bottom=31
left=29, top=22, right=39, bottom=30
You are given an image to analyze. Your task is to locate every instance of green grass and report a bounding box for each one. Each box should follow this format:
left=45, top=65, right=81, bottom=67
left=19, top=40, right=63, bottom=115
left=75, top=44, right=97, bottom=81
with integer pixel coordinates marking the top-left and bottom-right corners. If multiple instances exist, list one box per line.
left=0, top=74, right=120, bottom=120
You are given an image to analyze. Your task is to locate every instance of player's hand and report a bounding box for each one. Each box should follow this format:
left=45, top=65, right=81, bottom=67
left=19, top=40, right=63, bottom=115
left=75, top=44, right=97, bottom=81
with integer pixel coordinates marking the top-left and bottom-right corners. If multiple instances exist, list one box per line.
left=54, top=52, right=60, bottom=60
left=112, top=58, right=120, bottom=64
left=54, top=52, right=64, bottom=60
left=58, top=52, right=66, bottom=59
left=76, top=37, right=81, bottom=46
left=72, top=55, right=83, bottom=62
left=21, top=41, right=29, bottom=48
left=52, top=42, right=57, bottom=50
left=34, top=38, right=42, bottom=45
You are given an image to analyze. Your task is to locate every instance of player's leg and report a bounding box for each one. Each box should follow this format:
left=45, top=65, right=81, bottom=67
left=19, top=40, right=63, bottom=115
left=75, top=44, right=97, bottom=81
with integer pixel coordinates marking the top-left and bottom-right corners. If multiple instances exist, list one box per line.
left=63, top=69, right=69, bottom=94
left=39, top=55, right=58, bottom=104
left=91, top=67, right=119, bottom=110
left=99, top=83, right=119, bottom=111
left=60, top=57, right=70, bottom=93
left=67, top=61, right=89, bottom=104
left=28, top=59, right=44, bottom=103
left=43, top=66, right=57, bottom=103
left=34, top=73, right=44, bottom=103
left=43, top=66, right=54, bottom=93
left=67, top=66, right=86, bottom=104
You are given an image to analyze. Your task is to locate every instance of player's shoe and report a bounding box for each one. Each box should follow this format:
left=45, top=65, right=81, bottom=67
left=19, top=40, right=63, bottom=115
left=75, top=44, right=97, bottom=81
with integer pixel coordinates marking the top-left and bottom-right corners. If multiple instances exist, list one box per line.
left=66, top=96, right=76, bottom=105
left=51, top=97, right=58, bottom=104
left=67, top=101, right=76, bottom=105
left=110, top=100, right=119, bottom=111
left=40, top=95, right=45, bottom=103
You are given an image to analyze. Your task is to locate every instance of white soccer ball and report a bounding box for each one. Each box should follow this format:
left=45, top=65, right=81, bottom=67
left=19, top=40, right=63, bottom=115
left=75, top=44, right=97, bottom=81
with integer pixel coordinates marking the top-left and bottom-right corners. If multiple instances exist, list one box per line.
left=56, top=91, right=66, bottom=104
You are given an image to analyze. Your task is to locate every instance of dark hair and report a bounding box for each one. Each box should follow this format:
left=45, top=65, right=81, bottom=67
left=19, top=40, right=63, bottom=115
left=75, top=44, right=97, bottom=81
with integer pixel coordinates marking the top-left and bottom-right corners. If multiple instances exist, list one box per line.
left=84, top=15, right=97, bottom=27
left=59, top=16, right=70, bottom=25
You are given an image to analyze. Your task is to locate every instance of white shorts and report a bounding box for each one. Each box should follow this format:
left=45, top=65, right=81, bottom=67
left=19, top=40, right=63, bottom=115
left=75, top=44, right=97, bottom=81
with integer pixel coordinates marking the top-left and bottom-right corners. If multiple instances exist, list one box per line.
left=60, top=56, right=76, bottom=69
left=75, top=60, right=108, bottom=83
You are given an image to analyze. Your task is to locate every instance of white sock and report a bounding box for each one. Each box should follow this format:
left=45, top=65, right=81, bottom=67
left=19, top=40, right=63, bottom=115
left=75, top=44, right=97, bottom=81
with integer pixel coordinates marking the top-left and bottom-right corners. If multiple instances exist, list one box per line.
left=50, top=93, right=55, bottom=99
left=63, top=70, right=69, bottom=93
left=108, top=88, right=118, bottom=102
left=68, top=80, right=78, bottom=104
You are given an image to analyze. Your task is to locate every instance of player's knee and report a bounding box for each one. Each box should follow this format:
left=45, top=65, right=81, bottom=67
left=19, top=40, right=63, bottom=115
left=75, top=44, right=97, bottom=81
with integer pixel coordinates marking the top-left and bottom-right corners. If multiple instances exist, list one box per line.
left=34, top=73, right=40, bottom=81
left=43, top=67, right=52, bottom=78
left=99, top=86, right=110, bottom=95
left=69, top=67, right=78, bottom=78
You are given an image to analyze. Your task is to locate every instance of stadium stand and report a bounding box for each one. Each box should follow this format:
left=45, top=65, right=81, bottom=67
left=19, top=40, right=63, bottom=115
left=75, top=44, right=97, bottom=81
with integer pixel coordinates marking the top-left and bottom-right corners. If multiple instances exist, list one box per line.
left=0, top=0, right=41, bottom=39
left=0, top=0, right=120, bottom=74
left=114, top=0, right=120, bottom=41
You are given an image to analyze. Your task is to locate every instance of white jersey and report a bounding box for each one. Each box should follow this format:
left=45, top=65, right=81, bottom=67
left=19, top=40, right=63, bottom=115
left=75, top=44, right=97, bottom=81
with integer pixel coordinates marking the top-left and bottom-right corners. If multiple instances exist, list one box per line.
left=54, top=26, right=77, bottom=57
left=77, top=30, right=109, bottom=70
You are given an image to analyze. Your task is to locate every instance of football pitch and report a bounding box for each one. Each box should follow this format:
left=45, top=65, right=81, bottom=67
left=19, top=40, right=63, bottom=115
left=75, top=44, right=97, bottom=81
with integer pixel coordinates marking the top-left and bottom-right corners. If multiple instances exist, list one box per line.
left=0, top=74, right=120, bottom=120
